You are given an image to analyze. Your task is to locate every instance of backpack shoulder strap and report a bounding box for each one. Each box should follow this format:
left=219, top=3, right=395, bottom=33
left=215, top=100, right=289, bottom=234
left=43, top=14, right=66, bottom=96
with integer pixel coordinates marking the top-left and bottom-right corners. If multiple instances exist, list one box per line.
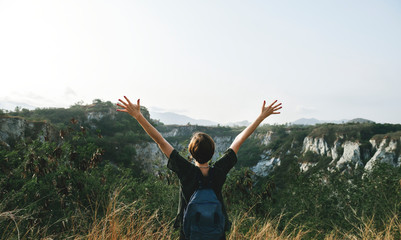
left=182, top=167, right=216, bottom=204
left=181, top=168, right=203, bottom=205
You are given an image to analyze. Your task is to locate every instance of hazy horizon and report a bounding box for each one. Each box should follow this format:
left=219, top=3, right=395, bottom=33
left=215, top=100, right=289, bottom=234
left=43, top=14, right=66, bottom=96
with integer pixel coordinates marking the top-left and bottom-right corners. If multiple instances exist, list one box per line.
left=0, top=99, right=383, bottom=126
left=1, top=1, right=400, bottom=124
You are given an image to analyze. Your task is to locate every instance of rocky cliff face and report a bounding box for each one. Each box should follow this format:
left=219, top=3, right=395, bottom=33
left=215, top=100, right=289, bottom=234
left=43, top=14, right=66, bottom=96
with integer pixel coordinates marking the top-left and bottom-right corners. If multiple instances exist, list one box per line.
left=161, top=125, right=236, bottom=158
left=132, top=125, right=277, bottom=175
left=365, top=138, right=401, bottom=171
left=253, top=131, right=274, bottom=146
left=159, top=125, right=199, bottom=138
left=2, top=111, right=400, bottom=178
left=0, top=116, right=56, bottom=147
left=133, top=126, right=237, bottom=172
left=301, top=135, right=400, bottom=172
left=133, top=142, right=167, bottom=173
left=334, top=141, right=363, bottom=170
left=251, top=157, right=280, bottom=177
left=136, top=125, right=399, bottom=177
left=302, top=136, right=330, bottom=157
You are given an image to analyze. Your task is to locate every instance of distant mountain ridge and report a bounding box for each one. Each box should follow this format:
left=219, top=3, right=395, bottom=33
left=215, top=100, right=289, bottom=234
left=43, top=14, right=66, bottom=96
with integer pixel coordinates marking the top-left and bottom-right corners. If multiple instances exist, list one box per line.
left=149, top=111, right=250, bottom=126
left=1, top=100, right=375, bottom=127
left=150, top=111, right=218, bottom=126
left=150, top=110, right=375, bottom=127
left=292, top=118, right=374, bottom=125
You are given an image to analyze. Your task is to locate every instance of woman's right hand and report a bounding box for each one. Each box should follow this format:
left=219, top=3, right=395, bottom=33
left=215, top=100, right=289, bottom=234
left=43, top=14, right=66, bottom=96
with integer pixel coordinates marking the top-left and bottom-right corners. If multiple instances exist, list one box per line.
left=260, top=100, right=282, bottom=120
left=117, top=96, right=142, bottom=119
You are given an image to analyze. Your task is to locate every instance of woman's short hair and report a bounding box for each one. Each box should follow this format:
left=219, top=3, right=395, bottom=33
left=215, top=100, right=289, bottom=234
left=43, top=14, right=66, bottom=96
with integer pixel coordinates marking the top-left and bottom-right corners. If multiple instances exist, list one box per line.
left=188, top=132, right=215, bottom=164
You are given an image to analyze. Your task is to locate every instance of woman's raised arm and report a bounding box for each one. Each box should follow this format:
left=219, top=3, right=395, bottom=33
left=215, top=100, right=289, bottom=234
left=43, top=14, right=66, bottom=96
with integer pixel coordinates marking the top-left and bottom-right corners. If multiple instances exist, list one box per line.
left=117, top=96, right=173, bottom=158
left=230, top=100, right=282, bottom=154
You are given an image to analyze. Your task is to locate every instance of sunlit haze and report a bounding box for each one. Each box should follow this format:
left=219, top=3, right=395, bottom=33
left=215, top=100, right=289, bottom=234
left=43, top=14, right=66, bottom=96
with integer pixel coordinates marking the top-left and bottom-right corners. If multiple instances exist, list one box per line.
left=1, top=1, right=400, bottom=124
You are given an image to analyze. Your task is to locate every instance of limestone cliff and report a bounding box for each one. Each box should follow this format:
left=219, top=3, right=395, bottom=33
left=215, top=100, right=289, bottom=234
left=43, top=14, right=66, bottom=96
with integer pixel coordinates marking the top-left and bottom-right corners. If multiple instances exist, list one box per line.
left=133, top=125, right=277, bottom=175
left=365, top=137, right=401, bottom=171
left=302, top=136, right=331, bottom=157
left=28, top=114, right=398, bottom=177
left=133, top=142, right=167, bottom=173
left=2, top=108, right=400, bottom=178
left=134, top=125, right=237, bottom=172
left=301, top=133, right=400, bottom=172
left=334, top=141, right=363, bottom=170
left=0, top=116, right=57, bottom=147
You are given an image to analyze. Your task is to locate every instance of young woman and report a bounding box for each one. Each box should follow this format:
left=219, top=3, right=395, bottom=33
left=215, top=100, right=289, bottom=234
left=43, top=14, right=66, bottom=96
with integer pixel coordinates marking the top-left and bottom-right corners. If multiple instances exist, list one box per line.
left=117, top=96, right=282, bottom=240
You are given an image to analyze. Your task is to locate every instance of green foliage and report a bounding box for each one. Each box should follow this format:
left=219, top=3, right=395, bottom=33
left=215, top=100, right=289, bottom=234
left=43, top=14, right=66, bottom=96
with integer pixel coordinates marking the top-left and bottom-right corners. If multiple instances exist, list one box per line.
left=223, top=168, right=259, bottom=214
left=1, top=125, right=104, bottom=235
left=261, top=125, right=310, bottom=157
left=2, top=100, right=401, bottom=238
left=7, top=100, right=157, bottom=168
left=236, top=138, right=265, bottom=167
left=250, top=162, right=401, bottom=238
left=0, top=120, right=165, bottom=238
left=309, top=123, right=401, bottom=146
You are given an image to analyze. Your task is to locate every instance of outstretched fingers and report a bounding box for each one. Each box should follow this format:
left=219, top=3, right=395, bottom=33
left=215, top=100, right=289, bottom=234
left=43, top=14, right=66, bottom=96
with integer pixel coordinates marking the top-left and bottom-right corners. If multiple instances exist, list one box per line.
left=124, top=96, right=133, bottom=105
left=273, top=103, right=282, bottom=110
left=116, top=97, right=131, bottom=112
left=118, top=98, right=128, bottom=107
left=263, top=100, right=281, bottom=110
left=272, top=109, right=282, bottom=114
left=116, top=102, right=128, bottom=112
left=267, top=100, right=278, bottom=109
left=261, top=100, right=282, bottom=116
left=116, top=96, right=142, bottom=118
left=271, top=103, right=282, bottom=114
left=120, top=96, right=140, bottom=108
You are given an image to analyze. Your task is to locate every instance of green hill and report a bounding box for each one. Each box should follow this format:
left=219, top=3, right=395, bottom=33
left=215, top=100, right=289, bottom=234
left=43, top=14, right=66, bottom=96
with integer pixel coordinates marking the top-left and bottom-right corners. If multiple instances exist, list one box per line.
left=1, top=100, right=400, bottom=239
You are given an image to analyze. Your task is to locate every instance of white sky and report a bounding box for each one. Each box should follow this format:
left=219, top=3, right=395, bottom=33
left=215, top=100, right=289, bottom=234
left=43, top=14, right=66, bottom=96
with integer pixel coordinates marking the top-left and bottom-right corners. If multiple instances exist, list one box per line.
left=1, top=0, right=400, bottom=124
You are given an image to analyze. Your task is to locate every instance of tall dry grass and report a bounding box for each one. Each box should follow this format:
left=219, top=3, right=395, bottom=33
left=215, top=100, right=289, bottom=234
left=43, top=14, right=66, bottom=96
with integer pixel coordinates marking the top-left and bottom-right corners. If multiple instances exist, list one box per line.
left=76, top=192, right=176, bottom=240
left=76, top=201, right=401, bottom=240
left=228, top=211, right=309, bottom=240
left=2, top=194, right=400, bottom=240
left=77, top=199, right=401, bottom=240
left=324, top=214, right=401, bottom=240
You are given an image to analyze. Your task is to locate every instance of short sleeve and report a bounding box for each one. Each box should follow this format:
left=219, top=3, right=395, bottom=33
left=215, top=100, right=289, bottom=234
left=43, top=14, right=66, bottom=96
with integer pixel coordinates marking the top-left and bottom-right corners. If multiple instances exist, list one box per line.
left=167, top=149, right=195, bottom=179
left=213, top=148, right=237, bottom=175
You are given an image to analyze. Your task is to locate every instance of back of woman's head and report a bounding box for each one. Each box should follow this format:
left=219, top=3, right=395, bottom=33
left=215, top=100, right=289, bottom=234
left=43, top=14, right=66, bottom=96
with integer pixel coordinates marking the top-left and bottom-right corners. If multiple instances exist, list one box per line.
left=188, top=132, right=215, bottom=164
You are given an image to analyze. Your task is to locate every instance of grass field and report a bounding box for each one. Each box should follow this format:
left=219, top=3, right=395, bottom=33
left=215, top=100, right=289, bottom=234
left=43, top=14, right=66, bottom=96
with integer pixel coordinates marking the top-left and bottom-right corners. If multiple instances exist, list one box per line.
left=2, top=196, right=400, bottom=240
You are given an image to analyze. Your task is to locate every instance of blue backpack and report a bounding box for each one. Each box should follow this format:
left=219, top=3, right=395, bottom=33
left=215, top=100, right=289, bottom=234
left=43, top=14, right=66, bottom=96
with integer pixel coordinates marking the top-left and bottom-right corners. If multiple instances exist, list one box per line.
left=183, top=169, right=225, bottom=240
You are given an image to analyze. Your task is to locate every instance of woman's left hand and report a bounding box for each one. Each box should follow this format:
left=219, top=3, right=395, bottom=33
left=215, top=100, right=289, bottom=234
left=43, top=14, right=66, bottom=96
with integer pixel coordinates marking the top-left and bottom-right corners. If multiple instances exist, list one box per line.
left=117, top=96, right=142, bottom=119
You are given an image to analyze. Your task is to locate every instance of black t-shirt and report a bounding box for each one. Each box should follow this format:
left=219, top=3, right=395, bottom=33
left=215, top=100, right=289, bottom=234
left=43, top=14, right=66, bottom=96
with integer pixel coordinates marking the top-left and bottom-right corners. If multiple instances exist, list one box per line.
left=167, top=148, right=238, bottom=230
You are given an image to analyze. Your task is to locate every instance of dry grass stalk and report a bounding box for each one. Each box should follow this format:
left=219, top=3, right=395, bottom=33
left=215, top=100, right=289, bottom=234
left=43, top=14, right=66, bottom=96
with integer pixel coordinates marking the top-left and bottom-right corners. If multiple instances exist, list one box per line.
left=2, top=196, right=400, bottom=240
left=76, top=191, right=175, bottom=240
left=228, top=212, right=308, bottom=240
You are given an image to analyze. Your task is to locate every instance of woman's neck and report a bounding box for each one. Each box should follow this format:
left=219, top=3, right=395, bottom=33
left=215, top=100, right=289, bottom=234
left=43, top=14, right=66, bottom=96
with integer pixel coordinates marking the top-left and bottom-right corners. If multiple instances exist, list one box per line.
left=195, top=162, right=209, bottom=168
left=195, top=161, right=210, bottom=176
